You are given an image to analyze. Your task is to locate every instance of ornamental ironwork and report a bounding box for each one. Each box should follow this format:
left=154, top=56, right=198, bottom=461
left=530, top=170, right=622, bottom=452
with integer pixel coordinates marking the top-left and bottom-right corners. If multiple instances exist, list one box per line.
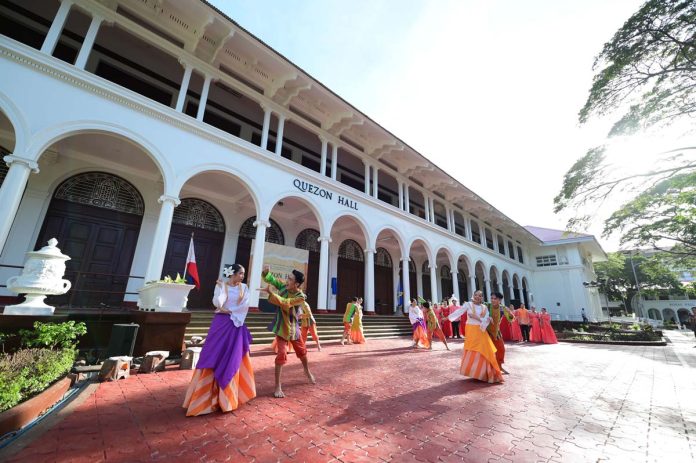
left=173, top=198, right=225, bottom=232
left=295, top=228, right=320, bottom=252
left=441, top=265, right=451, bottom=279
left=239, top=216, right=285, bottom=244
left=54, top=172, right=144, bottom=215
left=338, top=239, right=363, bottom=262
left=375, top=247, right=393, bottom=268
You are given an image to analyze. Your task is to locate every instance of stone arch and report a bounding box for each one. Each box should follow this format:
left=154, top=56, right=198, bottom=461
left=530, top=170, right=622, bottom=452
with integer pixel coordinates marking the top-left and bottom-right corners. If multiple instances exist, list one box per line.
left=0, top=90, right=29, bottom=154
left=267, top=192, right=329, bottom=237
left=662, top=308, right=677, bottom=324
left=372, top=224, right=406, bottom=255
left=647, top=308, right=662, bottom=320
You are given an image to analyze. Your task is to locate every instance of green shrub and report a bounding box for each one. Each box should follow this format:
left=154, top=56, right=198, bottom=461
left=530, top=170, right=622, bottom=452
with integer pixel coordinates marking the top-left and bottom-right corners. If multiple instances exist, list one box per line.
left=0, top=348, right=76, bottom=412
left=19, top=321, right=87, bottom=350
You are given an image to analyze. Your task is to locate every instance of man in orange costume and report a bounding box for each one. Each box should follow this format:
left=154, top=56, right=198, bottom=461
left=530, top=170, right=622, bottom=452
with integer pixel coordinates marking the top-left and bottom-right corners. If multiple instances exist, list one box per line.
left=516, top=303, right=531, bottom=342
left=487, top=291, right=509, bottom=374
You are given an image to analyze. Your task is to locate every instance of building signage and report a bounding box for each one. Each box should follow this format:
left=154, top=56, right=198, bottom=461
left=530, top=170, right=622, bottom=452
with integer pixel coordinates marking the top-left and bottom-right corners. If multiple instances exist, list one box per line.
left=293, top=178, right=358, bottom=210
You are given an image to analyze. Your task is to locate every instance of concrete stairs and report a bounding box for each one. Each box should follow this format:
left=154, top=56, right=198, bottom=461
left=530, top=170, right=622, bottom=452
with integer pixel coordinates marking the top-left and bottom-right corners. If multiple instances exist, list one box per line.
left=186, top=312, right=413, bottom=344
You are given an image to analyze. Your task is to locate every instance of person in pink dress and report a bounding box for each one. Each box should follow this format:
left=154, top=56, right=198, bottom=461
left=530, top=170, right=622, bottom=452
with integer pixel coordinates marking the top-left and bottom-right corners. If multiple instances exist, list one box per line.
left=529, top=306, right=543, bottom=343
left=539, top=308, right=558, bottom=344
left=440, top=301, right=454, bottom=338
left=499, top=305, right=512, bottom=341
left=509, top=303, right=523, bottom=342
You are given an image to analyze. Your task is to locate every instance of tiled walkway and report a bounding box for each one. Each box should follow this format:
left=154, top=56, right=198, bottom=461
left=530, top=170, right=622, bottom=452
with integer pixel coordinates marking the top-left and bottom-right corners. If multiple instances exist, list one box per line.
left=5, top=331, right=696, bottom=462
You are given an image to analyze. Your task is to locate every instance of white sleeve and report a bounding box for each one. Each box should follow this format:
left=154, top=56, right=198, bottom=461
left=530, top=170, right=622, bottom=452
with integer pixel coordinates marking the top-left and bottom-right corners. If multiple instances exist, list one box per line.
left=212, top=283, right=224, bottom=309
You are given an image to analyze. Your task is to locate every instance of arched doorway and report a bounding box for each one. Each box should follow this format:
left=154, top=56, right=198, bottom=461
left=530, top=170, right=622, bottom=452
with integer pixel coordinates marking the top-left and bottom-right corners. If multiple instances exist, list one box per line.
left=677, top=308, right=690, bottom=326
left=440, top=265, right=453, bottom=301
left=337, top=239, right=364, bottom=313
left=512, top=274, right=521, bottom=305
left=663, top=308, right=677, bottom=324
left=374, top=247, right=394, bottom=314
left=522, top=277, right=530, bottom=307
left=295, top=228, right=320, bottom=310
left=648, top=308, right=662, bottom=320
left=36, top=172, right=144, bottom=307
left=502, top=270, right=511, bottom=303
left=475, top=261, right=487, bottom=301
left=422, top=261, right=432, bottom=301
left=161, top=198, right=225, bottom=308
left=235, top=216, right=285, bottom=284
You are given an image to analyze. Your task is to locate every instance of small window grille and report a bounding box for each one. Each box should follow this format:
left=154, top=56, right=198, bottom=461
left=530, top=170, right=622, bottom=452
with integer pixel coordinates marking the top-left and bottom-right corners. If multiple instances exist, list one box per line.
left=54, top=172, right=144, bottom=215
left=338, top=239, right=363, bottom=261
left=173, top=198, right=225, bottom=232
left=239, top=216, right=285, bottom=244
left=295, top=228, right=320, bottom=252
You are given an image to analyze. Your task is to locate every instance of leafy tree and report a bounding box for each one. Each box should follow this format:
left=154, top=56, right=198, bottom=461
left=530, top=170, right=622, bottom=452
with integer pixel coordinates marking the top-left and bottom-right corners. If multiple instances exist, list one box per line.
left=555, top=0, right=696, bottom=251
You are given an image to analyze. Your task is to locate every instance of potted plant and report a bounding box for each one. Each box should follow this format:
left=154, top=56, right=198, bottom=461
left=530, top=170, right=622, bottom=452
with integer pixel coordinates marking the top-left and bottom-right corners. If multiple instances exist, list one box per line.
left=137, top=274, right=195, bottom=312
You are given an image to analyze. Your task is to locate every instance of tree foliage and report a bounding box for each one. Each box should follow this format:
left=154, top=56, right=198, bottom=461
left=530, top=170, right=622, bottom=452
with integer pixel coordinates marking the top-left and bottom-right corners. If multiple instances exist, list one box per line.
left=556, top=0, right=696, bottom=253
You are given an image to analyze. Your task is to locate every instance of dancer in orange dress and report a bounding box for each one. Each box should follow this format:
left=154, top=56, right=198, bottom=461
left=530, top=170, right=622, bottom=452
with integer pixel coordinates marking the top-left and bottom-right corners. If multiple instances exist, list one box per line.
left=183, top=264, right=256, bottom=416
left=424, top=302, right=450, bottom=351
left=408, top=298, right=430, bottom=348
left=451, top=290, right=503, bottom=383
left=499, top=304, right=512, bottom=341
left=539, top=308, right=558, bottom=344
left=300, top=301, right=322, bottom=351
left=350, top=299, right=366, bottom=344
left=341, top=298, right=358, bottom=345
left=487, top=292, right=509, bottom=374
left=529, top=306, right=543, bottom=343
left=509, top=303, right=523, bottom=342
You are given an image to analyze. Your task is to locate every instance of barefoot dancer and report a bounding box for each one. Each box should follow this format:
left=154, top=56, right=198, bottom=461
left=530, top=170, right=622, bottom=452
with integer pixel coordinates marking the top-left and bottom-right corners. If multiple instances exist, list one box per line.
left=350, top=298, right=366, bottom=344
left=341, top=297, right=358, bottom=345
left=300, top=301, right=322, bottom=351
left=488, top=291, right=510, bottom=375
left=424, top=301, right=450, bottom=351
left=260, top=266, right=315, bottom=398
left=408, top=298, right=430, bottom=348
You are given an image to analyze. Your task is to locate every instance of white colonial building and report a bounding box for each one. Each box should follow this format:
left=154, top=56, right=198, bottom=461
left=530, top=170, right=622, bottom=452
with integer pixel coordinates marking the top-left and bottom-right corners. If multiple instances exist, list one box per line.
left=0, top=0, right=606, bottom=320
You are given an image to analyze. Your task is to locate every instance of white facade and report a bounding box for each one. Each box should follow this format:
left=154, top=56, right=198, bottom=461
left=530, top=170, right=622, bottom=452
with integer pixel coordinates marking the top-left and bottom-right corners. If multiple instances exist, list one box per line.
left=0, top=0, right=604, bottom=318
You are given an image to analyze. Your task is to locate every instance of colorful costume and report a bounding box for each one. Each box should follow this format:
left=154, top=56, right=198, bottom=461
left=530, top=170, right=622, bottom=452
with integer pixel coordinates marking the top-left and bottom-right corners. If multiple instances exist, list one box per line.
left=459, top=302, right=503, bottom=383
left=409, top=305, right=430, bottom=348
left=264, top=271, right=308, bottom=365
left=486, top=304, right=506, bottom=367
left=300, top=302, right=320, bottom=346
left=183, top=282, right=256, bottom=416
left=510, top=315, right=523, bottom=342
left=516, top=307, right=531, bottom=342
left=344, top=303, right=356, bottom=336
left=529, top=311, right=543, bottom=343
left=426, top=308, right=447, bottom=345
left=500, top=309, right=512, bottom=341
left=350, top=304, right=366, bottom=344
left=540, top=312, right=558, bottom=344
left=450, top=303, right=463, bottom=339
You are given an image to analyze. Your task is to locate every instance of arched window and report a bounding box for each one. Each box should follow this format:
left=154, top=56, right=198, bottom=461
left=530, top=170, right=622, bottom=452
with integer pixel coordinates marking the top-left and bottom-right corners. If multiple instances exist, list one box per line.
left=422, top=261, right=430, bottom=275
left=338, top=239, right=363, bottom=261
left=239, top=216, right=285, bottom=244
left=295, top=228, right=320, bottom=252
left=375, top=247, right=393, bottom=268
left=54, top=172, right=144, bottom=215
left=440, top=265, right=451, bottom=279
left=0, top=146, right=9, bottom=186
left=173, top=198, right=225, bottom=232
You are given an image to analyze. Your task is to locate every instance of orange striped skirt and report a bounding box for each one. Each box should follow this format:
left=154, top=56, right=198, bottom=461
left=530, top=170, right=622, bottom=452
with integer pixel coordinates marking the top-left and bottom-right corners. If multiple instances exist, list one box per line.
left=413, top=324, right=431, bottom=348
left=183, top=354, right=256, bottom=416
left=460, top=324, right=503, bottom=383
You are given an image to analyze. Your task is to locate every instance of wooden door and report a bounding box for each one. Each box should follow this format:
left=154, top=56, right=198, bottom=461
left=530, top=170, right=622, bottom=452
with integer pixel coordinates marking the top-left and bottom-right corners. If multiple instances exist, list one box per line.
left=37, top=200, right=142, bottom=308
left=336, top=258, right=363, bottom=314
left=306, top=250, right=319, bottom=310
left=374, top=266, right=393, bottom=314
left=161, top=224, right=224, bottom=309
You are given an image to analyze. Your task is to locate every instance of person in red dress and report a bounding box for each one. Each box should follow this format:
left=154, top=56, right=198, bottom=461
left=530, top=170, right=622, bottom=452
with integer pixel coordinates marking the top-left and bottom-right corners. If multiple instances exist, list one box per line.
left=499, top=305, right=512, bottom=341
left=509, top=303, right=523, bottom=342
left=440, top=300, right=453, bottom=338
left=529, top=306, right=543, bottom=343
left=539, top=308, right=558, bottom=344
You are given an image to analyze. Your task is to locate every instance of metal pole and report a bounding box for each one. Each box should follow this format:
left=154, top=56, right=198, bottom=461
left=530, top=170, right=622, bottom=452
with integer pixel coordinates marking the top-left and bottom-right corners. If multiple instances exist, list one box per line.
left=629, top=254, right=644, bottom=318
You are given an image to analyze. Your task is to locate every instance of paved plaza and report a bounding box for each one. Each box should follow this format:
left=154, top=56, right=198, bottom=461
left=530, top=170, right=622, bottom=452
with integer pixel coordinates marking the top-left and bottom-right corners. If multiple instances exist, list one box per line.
left=4, top=332, right=696, bottom=463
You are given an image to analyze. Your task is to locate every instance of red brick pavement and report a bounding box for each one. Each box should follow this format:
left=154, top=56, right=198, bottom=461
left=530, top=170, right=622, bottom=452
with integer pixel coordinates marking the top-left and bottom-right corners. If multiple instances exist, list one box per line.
left=5, top=331, right=696, bottom=462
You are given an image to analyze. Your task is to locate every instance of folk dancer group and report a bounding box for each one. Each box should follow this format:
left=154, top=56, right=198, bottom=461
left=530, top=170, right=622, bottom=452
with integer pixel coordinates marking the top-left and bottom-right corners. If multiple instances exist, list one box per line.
left=507, top=303, right=557, bottom=344
left=183, top=263, right=317, bottom=416
left=341, top=297, right=366, bottom=345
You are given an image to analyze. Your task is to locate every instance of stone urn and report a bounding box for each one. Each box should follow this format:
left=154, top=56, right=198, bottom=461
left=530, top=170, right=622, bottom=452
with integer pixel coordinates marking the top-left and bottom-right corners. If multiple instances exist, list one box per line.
left=4, top=238, right=72, bottom=316
left=137, top=282, right=195, bottom=312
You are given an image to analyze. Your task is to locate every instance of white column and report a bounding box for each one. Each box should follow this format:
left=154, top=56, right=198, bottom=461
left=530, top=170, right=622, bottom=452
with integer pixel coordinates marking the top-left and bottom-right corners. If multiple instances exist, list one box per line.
left=364, top=162, right=370, bottom=194
left=429, top=264, right=438, bottom=302
left=319, top=137, right=328, bottom=176
left=469, top=276, right=476, bottom=300
left=331, top=144, right=338, bottom=180
left=316, top=236, right=331, bottom=311
left=392, top=264, right=400, bottom=313
left=364, top=248, right=375, bottom=313
left=402, top=257, right=411, bottom=311
left=404, top=185, right=410, bottom=213
left=451, top=269, right=460, bottom=301
left=372, top=167, right=379, bottom=199
left=274, top=114, right=286, bottom=156
left=429, top=198, right=436, bottom=222
left=446, top=207, right=452, bottom=232
left=0, top=155, right=39, bottom=256
left=398, top=180, right=404, bottom=210
left=260, top=106, right=272, bottom=150
left=144, top=195, right=180, bottom=282
left=424, top=195, right=430, bottom=222
left=196, top=74, right=213, bottom=121
left=41, top=0, right=73, bottom=55
left=74, top=14, right=103, bottom=70
left=466, top=217, right=473, bottom=240
left=247, top=219, right=269, bottom=308
left=416, top=262, right=423, bottom=297
left=175, top=63, right=193, bottom=112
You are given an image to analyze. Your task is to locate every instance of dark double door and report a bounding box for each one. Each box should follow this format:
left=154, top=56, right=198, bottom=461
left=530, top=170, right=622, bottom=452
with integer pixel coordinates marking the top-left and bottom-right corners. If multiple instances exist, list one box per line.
left=374, top=266, right=393, bottom=314
left=161, top=224, right=224, bottom=309
left=36, top=199, right=142, bottom=308
left=336, top=258, right=364, bottom=314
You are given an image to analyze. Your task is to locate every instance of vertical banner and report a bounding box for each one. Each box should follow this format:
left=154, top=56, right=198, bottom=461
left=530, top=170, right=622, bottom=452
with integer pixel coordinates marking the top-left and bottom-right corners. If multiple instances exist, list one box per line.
left=250, top=240, right=309, bottom=309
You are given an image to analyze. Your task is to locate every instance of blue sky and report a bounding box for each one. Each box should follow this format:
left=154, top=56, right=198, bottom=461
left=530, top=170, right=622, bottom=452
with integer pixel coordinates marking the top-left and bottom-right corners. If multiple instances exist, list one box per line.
left=212, top=0, right=646, bottom=250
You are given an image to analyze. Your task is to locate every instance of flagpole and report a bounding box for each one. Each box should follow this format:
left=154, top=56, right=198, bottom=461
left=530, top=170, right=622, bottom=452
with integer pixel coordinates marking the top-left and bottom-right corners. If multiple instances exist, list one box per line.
left=183, top=231, right=194, bottom=279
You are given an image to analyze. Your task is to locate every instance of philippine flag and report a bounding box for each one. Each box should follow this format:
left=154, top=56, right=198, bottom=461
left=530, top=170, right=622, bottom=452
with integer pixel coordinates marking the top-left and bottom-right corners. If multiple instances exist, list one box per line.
left=185, top=236, right=200, bottom=290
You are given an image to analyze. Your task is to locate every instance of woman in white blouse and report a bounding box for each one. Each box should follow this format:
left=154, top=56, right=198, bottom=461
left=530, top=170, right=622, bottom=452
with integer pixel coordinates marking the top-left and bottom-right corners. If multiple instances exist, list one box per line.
left=183, top=264, right=257, bottom=416
left=459, top=290, right=503, bottom=383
